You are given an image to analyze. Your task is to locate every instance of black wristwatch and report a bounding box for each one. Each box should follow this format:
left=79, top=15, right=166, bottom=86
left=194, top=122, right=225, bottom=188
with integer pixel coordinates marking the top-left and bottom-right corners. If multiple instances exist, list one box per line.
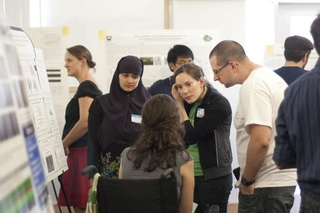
left=241, top=176, right=255, bottom=186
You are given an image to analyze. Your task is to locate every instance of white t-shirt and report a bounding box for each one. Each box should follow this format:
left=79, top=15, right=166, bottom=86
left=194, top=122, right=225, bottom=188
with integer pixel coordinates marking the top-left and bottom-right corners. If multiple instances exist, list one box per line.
left=234, top=67, right=297, bottom=188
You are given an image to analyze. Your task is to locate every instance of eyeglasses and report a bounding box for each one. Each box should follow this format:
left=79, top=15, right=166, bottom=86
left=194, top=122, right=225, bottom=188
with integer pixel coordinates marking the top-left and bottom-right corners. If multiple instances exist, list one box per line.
left=175, top=60, right=193, bottom=66
left=213, top=61, right=229, bottom=75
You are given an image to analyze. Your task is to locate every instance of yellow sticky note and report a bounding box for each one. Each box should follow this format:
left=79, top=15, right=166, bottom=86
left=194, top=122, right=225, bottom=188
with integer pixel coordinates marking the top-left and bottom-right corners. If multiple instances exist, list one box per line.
left=266, top=45, right=274, bottom=54
left=98, top=30, right=106, bottom=39
left=62, top=26, right=70, bottom=36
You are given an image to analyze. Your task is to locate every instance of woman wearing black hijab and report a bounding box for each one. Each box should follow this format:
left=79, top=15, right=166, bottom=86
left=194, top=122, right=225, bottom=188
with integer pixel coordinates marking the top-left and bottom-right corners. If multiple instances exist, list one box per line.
left=87, top=55, right=151, bottom=179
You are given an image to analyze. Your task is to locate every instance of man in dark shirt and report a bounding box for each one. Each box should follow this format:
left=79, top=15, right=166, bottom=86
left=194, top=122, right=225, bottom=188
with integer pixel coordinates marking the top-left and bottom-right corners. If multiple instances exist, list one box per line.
left=273, top=14, right=320, bottom=212
left=148, top=45, right=193, bottom=97
left=274, top=35, right=313, bottom=85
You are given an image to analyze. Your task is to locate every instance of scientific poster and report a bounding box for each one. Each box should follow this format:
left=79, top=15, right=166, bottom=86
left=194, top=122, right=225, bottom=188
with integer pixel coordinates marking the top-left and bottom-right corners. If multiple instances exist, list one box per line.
left=100, top=29, right=220, bottom=92
left=10, top=27, right=68, bottom=182
left=0, top=22, right=53, bottom=213
left=23, top=27, right=69, bottom=134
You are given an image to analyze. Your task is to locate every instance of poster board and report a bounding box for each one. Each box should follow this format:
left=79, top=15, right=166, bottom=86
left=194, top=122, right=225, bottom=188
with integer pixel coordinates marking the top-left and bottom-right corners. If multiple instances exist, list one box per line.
left=10, top=27, right=68, bottom=182
left=22, top=27, right=69, bottom=134
left=98, top=29, right=221, bottom=93
left=0, top=21, right=53, bottom=213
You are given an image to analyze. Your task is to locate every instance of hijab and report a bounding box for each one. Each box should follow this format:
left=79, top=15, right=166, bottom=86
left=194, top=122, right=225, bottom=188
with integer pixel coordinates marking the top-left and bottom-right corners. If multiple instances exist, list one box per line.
left=97, top=55, right=151, bottom=150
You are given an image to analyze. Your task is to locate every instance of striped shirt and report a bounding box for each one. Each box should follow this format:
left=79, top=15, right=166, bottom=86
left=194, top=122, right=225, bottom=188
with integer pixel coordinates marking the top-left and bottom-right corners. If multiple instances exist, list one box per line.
left=273, top=57, right=320, bottom=194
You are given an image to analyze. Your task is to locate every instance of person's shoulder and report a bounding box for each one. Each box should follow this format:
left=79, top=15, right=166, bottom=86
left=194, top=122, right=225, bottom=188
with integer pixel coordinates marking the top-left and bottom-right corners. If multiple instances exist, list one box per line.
left=289, top=69, right=319, bottom=88
left=149, top=78, right=170, bottom=88
left=207, top=86, right=230, bottom=104
left=79, top=80, right=97, bottom=89
left=249, top=67, right=286, bottom=85
left=148, top=77, right=171, bottom=95
left=179, top=151, right=193, bottom=161
left=89, top=96, right=104, bottom=114
left=77, top=80, right=102, bottom=97
left=274, top=66, right=284, bottom=74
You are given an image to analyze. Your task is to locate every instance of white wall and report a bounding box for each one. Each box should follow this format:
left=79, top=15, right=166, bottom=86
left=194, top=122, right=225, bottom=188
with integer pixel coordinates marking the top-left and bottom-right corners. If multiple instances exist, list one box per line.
left=0, top=0, right=30, bottom=27
left=39, top=0, right=164, bottom=62
left=275, top=3, right=320, bottom=43
left=38, top=0, right=166, bottom=87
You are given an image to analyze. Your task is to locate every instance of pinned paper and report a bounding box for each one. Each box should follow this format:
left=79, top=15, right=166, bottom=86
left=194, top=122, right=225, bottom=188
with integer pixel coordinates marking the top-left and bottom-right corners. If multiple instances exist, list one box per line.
left=98, top=30, right=106, bottom=40
left=266, top=45, right=274, bottom=54
left=61, top=26, right=70, bottom=36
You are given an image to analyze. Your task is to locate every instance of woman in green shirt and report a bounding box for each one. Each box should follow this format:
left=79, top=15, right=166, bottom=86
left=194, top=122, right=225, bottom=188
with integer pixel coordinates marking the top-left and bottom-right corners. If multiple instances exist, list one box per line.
left=172, top=63, right=233, bottom=213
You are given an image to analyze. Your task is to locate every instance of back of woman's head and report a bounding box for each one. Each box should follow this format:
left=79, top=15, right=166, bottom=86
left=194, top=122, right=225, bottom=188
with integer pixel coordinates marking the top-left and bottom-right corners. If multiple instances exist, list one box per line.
left=142, top=94, right=181, bottom=135
left=129, top=94, right=186, bottom=171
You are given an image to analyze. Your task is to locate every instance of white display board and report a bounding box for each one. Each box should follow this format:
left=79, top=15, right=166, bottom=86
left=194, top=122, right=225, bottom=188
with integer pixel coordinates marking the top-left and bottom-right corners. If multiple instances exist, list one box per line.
left=98, top=29, right=221, bottom=92
left=0, top=22, right=53, bottom=213
left=22, top=27, right=70, bottom=135
left=10, top=27, right=68, bottom=182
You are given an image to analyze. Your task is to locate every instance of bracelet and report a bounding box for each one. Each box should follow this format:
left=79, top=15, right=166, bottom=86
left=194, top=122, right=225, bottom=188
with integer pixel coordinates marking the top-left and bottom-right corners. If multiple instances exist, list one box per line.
left=241, top=176, right=255, bottom=186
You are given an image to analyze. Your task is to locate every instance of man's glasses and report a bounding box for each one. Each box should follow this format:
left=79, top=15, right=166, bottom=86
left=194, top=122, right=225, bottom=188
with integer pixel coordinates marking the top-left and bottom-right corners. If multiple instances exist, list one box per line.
left=175, top=60, right=193, bottom=66
left=213, top=61, right=229, bottom=75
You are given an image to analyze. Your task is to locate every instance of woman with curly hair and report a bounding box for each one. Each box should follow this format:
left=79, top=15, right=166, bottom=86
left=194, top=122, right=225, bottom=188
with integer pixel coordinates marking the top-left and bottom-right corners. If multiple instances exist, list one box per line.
left=119, top=94, right=194, bottom=213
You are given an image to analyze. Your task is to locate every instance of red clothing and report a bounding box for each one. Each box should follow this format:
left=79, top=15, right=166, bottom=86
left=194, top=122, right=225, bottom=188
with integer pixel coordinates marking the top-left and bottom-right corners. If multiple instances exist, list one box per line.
left=57, top=147, right=89, bottom=208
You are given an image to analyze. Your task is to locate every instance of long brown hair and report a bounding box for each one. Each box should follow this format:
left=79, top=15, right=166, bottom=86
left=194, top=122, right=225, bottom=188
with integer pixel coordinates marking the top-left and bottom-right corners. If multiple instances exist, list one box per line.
left=127, top=94, right=186, bottom=172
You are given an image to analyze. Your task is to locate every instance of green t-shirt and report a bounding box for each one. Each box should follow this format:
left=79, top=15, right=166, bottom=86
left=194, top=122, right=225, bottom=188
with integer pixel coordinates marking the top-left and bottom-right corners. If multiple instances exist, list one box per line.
left=187, top=101, right=203, bottom=176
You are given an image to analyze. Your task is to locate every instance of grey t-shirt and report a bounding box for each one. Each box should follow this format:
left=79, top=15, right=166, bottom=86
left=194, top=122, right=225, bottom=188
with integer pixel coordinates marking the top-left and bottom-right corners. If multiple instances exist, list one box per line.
left=121, top=147, right=193, bottom=199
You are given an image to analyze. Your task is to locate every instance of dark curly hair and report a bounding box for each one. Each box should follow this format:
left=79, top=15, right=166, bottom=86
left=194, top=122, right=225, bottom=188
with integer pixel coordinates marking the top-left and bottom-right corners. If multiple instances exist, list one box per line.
left=127, top=94, right=187, bottom=172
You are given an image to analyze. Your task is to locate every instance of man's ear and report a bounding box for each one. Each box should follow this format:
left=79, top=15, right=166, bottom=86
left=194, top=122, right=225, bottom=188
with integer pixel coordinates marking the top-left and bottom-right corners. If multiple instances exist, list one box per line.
left=169, top=62, right=175, bottom=71
left=302, top=52, right=309, bottom=63
left=230, top=61, right=238, bottom=73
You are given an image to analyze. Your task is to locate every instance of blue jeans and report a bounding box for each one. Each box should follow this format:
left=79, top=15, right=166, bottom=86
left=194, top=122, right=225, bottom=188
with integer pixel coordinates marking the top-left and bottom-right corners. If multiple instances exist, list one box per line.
left=238, top=186, right=295, bottom=213
left=300, top=188, right=320, bottom=213
left=194, top=174, right=232, bottom=213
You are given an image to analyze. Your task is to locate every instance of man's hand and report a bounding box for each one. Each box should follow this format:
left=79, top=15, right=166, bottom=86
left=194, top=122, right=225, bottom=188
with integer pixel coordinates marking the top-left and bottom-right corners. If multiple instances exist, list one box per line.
left=239, top=183, right=255, bottom=195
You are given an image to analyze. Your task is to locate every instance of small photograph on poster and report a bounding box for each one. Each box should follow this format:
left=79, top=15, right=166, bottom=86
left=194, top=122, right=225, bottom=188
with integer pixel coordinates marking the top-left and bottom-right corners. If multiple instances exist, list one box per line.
left=45, top=155, right=55, bottom=173
left=140, top=57, right=153, bottom=66
left=0, top=81, right=14, bottom=108
left=28, top=64, right=40, bottom=92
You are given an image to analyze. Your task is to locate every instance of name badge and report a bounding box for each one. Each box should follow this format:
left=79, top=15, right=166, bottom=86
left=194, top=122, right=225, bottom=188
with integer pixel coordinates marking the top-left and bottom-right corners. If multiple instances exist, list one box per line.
left=131, top=114, right=142, bottom=124
left=196, top=108, right=205, bottom=118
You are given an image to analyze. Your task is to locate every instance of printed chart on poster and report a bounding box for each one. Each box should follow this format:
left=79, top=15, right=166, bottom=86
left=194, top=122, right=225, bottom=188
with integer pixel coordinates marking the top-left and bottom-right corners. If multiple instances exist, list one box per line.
left=0, top=21, right=54, bottom=213
left=10, top=27, right=68, bottom=182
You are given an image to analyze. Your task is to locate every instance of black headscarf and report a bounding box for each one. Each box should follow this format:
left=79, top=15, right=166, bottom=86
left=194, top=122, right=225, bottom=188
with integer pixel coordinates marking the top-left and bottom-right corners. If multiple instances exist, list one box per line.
left=97, top=55, right=151, bottom=150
